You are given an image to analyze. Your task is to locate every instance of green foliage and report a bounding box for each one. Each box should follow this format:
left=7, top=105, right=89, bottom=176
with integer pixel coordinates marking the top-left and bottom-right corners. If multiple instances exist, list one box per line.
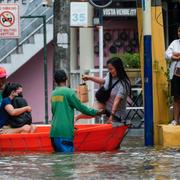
left=111, top=53, right=140, bottom=68
left=159, top=60, right=173, bottom=107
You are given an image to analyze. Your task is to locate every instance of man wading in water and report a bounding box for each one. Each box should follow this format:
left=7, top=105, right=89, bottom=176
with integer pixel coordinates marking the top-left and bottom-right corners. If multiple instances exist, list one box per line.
left=50, top=70, right=103, bottom=153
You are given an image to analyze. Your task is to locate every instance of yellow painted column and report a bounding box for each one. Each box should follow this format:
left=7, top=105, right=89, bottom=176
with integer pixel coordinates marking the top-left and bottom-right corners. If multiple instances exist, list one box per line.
left=151, top=4, right=169, bottom=145
left=136, top=1, right=169, bottom=145
left=136, top=1, right=144, bottom=86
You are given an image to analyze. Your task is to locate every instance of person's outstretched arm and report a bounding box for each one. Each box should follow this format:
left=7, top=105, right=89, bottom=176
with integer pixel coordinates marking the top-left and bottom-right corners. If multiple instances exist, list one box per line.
left=82, top=75, right=105, bottom=85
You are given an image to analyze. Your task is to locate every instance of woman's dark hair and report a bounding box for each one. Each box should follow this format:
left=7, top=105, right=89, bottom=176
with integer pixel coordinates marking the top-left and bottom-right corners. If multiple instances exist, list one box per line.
left=2, top=82, right=22, bottom=98
left=107, top=57, right=131, bottom=94
left=54, top=70, right=67, bottom=84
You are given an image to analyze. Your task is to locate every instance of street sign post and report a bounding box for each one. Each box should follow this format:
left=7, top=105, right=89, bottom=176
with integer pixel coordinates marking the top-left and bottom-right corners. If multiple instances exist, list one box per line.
left=0, top=4, right=20, bottom=38
left=89, top=0, right=112, bottom=78
left=89, top=0, right=112, bottom=8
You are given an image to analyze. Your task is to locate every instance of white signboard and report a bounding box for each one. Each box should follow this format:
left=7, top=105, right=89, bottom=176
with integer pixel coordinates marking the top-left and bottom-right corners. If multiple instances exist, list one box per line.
left=57, top=33, right=68, bottom=49
left=0, top=4, right=20, bottom=39
left=70, top=2, right=90, bottom=27
left=103, top=8, right=137, bottom=17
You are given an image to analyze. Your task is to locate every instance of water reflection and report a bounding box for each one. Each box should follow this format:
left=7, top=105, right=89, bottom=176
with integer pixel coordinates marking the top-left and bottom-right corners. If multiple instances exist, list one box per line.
left=1, top=137, right=180, bottom=179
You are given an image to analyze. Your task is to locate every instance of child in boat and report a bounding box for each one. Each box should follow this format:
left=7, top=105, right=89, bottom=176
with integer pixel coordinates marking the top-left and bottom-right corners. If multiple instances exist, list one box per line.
left=50, top=70, right=103, bottom=153
left=0, top=83, right=34, bottom=134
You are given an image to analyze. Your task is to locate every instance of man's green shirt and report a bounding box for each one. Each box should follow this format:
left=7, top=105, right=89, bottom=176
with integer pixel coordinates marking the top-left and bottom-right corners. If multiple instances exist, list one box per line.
left=50, top=87, right=98, bottom=139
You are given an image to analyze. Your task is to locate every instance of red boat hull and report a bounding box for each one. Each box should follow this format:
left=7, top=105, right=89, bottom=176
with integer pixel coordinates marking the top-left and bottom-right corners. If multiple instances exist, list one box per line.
left=0, top=124, right=128, bottom=152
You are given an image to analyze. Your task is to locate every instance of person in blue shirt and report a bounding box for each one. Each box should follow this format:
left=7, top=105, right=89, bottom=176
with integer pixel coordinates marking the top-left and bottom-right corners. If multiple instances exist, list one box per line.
left=0, top=83, right=32, bottom=134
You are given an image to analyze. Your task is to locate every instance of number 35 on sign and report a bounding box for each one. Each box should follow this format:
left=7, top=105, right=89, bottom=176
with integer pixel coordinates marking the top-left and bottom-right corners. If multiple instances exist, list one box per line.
left=70, top=2, right=92, bottom=27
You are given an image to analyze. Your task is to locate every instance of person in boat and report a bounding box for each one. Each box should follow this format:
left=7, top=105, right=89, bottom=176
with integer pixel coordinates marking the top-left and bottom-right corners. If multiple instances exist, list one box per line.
left=0, top=83, right=33, bottom=134
left=9, top=83, right=36, bottom=132
left=0, top=67, right=7, bottom=105
left=80, top=57, right=131, bottom=124
left=165, top=24, right=180, bottom=125
left=50, top=70, right=103, bottom=153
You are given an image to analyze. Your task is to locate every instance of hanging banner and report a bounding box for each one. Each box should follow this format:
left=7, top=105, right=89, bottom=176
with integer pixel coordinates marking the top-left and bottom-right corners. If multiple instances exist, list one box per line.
left=0, top=4, right=20, bottom=39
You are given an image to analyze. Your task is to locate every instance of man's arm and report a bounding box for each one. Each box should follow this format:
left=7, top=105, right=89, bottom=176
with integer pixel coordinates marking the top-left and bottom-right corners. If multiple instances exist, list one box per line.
left=69, top=92, right=98, bottom=116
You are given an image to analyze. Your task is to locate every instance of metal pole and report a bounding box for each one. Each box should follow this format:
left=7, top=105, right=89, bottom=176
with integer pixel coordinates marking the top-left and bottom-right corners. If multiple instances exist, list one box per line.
left=42, top=16, right=49, bottom=124
left=21, top=16, right=49, bottom=124
left=142, top=0, right=154, bottom=146
left=53, top=0, right=70, bottom=85
left=99, top=9, right=104, bottom=78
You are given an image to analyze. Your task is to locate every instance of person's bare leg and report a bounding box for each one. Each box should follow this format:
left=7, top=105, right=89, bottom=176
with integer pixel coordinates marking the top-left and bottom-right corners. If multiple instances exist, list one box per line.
left=1, top=125, right=31, bottom=134
left=1, top=127, right=23, bottom=134
left=20, top=125, right=31, bottom=133
left=75, top=102, right=105, bottom=121
left=176, top=97, right=180, bottom=123
left=30, top=125, right=36, bottom=133
left=174, top=97, right=180, bottom=123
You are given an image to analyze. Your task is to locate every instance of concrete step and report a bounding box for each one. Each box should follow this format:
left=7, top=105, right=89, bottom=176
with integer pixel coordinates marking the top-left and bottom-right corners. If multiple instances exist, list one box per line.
left=158, top=124, right=180, bottom=148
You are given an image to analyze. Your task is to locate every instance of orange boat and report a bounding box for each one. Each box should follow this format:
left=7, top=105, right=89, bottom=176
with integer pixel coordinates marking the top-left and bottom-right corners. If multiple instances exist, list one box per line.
left=0, top=124, right=128, bottom=152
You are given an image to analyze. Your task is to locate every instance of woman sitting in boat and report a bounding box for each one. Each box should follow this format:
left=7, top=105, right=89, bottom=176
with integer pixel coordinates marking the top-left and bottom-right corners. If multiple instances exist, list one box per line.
left=79, top=57, right=131, bottom=124
left=0, top=83, right=34, bottom=134
left=50, top=70, right=103, bottom=153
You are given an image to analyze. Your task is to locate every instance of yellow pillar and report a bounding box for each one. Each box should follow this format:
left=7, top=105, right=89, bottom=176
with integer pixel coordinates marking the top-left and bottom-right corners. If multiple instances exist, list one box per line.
left=136, top=1, right=169, bottom=145
left=151, top=3, right=169, bottom=145
left=136, top=5, right=144, bottom=86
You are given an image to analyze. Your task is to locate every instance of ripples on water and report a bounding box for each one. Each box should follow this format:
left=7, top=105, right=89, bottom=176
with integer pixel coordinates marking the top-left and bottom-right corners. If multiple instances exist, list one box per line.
left=1, top=136, right=180, bottom=180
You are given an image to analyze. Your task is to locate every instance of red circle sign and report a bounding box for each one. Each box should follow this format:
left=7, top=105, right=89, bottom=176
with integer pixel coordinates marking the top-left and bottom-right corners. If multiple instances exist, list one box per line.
left=0, top=11, right=15, bottom=27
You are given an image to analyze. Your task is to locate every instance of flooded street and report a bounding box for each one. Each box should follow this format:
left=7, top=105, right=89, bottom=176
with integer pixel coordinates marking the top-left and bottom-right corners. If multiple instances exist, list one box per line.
left=1, top=135, right=180, bottom=180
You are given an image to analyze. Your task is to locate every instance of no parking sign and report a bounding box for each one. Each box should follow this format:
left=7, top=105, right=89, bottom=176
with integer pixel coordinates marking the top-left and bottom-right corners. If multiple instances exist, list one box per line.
left=0, top=4, right=20, bottom=39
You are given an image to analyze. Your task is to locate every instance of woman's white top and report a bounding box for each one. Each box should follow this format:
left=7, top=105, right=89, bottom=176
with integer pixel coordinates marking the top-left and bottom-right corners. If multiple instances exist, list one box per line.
left=165, top=39, right=180, bottom=79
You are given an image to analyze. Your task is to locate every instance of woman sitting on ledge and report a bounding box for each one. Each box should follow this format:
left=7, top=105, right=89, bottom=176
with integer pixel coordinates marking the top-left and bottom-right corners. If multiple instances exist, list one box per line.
left=0, top=83, right=34, bottom=134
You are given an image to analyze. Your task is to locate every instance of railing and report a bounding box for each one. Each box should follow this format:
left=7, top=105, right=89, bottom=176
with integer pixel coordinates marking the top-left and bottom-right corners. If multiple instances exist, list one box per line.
left=70, top=69, right=144, bottom=128
left=0, top=0, right=53, bottom=63
left=0, top=0, right=44, bottom=47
